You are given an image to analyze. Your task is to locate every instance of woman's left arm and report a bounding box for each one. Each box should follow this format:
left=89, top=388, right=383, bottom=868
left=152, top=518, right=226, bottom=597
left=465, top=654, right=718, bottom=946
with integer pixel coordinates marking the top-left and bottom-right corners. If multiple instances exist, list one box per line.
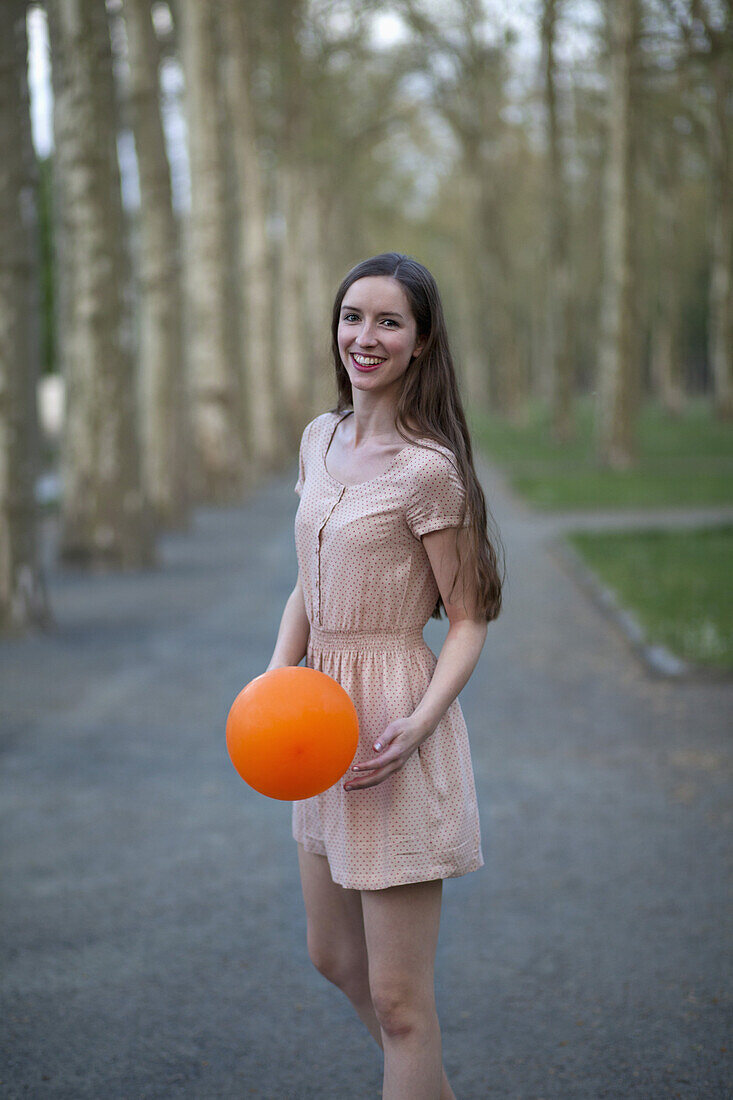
left=345, top=526, right=487, bottom=791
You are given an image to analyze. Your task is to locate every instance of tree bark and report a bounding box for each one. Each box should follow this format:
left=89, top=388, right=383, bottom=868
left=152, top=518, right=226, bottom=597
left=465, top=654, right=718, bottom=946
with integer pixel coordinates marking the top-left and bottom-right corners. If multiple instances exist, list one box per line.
left=178, top=0, right=245, bottom=500
left=0, top=0, right=52, bottom=631
left=47, top=0, right=154, bottom=567
left=218, top=0, right=279, bottom=470
left=476, top=159, right=525, bottom=420
left=275, top=0, right=309, bottom=445
left=457, top=166, right=491, bottom=412
left=541, top=0, right=575, bottom=442
left=708, top=43, right=732, bottom=418
left=122, top=0, right=190, bottom=526
left=596, top=0, right=640, bottom=469
left=300, top=162, right=333, bottom=415
left=650, top=128, right=685, bottom=414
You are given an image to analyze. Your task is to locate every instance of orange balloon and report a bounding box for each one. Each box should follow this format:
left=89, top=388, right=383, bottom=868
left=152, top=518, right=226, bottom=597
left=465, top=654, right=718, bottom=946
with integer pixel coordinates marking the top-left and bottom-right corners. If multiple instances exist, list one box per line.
left=226, top=667, right=359, bottom=800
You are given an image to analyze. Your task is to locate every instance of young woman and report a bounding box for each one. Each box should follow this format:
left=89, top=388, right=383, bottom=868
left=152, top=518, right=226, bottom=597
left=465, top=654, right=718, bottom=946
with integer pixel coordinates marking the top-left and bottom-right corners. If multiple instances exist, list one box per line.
left=267, top=252, right=505, bottom=1099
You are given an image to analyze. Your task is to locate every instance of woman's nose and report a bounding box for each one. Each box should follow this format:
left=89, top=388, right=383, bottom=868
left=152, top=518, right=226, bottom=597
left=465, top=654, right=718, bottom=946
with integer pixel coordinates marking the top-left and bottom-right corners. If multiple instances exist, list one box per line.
left=356, top=323, right=377, bottom=345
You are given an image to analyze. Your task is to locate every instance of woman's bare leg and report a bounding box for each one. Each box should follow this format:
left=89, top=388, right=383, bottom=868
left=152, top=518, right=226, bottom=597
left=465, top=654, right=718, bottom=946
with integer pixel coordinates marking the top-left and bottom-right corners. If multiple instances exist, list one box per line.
left=297, top=844, right=380, bottom=1040
left=362, top=878, right=454, bottom=1100
left=296, top=846, right=456, bottom=1099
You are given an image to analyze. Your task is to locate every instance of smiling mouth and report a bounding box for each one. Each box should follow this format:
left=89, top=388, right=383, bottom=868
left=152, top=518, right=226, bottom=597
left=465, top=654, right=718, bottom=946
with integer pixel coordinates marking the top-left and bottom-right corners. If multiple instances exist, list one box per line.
left=351, top=353, right=386, bottom=368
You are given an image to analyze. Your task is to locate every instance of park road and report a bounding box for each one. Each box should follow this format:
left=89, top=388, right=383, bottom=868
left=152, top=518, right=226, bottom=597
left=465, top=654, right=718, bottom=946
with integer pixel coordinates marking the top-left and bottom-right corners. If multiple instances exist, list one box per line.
left=1, top=450, right=731, bottom=1099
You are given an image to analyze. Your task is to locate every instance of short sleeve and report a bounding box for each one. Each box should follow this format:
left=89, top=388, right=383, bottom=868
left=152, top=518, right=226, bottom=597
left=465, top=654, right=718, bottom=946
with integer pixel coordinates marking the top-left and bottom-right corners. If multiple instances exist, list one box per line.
left=406, top=448, right=470, bottom=539
left=294, top=420, right=313, bottom=497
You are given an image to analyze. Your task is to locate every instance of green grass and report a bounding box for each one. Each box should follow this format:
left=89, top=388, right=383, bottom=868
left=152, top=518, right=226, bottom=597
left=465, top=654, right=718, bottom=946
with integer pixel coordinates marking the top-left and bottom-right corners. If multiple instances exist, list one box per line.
left=567, top=526, right=733, bottom=670
left=470, top=395, right=733, bottom=510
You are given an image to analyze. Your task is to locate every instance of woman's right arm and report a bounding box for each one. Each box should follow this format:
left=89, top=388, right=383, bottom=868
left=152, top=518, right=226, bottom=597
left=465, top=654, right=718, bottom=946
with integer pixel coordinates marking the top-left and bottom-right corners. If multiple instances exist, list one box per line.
left=266, top=571, right=310, bottom=670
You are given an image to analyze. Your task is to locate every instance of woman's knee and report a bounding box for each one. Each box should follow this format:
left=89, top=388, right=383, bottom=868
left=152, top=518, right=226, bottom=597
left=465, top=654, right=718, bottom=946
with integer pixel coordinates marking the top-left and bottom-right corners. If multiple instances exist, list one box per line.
left=306, top=928, right=368, bottom=994
left=369, top=975, right=436, bottom=1039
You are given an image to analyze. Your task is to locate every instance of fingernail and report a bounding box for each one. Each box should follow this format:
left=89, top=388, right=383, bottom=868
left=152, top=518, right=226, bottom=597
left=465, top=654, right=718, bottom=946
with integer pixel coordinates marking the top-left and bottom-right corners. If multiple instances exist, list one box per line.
left=374, top=742, right=382, bottom=752
left=352, top=765, right=360, bottom=771
left=344, top=784, right=352, bottom=791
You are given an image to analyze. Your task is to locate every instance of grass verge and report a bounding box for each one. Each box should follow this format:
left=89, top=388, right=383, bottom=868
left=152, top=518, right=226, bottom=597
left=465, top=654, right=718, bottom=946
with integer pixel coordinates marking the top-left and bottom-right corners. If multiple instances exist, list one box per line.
left=566, top=526, right=733, bottom=671
left=471, top=395, right=733, bottom=510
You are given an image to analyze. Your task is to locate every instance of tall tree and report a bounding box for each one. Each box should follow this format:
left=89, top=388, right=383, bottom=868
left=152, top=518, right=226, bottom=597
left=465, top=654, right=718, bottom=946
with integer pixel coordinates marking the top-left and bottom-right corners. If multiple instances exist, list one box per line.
left=670, top=1, right=733, bottom=418
left=291, top=0, right=422, bottom=412
left=0, top=0, right=51, bottom=631
left=541, top=0, right=575, bottom=442
left=704, top=6, right=733, bottom=419
left=647, top=1, right=726, bottom=413
left=299, top=159, right=333, bottom=415
left=596, top=0, right=641, bottom=468
left=648, top=78, right=686, bottom=414
left=46, top=0, right=154, bottom=566
left=218, top=0, right=279, bottom=470
left=400, top=1, right=526, bottom=417
left=274, top=0, right=310, bottom=445
left=178, top=0, right=245, bottom=499
left=122, top=0, right=190, bottom=527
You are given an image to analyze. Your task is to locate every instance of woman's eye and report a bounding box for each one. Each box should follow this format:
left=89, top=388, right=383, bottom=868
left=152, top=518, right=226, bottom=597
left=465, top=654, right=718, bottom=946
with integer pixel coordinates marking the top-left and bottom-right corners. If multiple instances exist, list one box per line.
left=342, top=314, right=398, bottom=326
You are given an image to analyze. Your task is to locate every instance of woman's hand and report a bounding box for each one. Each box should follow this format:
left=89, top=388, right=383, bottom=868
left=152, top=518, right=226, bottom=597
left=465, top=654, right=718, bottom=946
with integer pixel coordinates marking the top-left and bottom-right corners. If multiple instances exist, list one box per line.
left=343, top=715, right=434, bottom=791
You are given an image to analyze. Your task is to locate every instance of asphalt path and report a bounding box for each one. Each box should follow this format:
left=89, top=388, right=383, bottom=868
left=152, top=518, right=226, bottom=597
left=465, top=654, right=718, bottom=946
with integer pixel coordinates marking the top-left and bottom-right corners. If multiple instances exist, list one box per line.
left=1, top=452, right=731, bottom=1099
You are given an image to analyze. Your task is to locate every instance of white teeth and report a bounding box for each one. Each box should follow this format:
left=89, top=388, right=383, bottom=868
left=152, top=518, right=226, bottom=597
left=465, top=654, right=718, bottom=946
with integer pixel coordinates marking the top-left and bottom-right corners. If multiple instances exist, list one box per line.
left=352, top=354, right=385, bottom=366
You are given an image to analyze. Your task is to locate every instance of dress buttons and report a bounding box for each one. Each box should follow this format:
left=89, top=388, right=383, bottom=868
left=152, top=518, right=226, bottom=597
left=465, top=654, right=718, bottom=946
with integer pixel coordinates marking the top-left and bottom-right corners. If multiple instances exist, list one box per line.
left=316, top=486, right=345, bottom=624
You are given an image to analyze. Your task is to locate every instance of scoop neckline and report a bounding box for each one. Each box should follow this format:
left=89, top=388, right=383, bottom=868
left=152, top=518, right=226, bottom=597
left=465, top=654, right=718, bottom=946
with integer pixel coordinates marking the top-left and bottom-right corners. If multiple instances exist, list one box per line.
left=322, top=411, right=415, bottom=489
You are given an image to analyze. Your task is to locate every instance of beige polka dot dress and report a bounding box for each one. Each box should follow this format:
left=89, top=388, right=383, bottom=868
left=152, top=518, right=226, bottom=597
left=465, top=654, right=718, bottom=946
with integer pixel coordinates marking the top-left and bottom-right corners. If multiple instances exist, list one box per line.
left=292, top=409, right=484, bottom=891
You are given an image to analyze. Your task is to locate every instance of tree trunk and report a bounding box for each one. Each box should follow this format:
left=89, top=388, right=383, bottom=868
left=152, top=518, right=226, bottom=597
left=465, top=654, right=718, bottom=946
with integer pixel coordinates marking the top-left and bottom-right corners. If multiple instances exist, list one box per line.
left=596, top=0, right=639, bottom=469
left=708, top=46, right=733, bottom=419
left=300, top=163, right=333, bottom=415
left=178, top=0, right=245, bottom=500
left=218, top=0, right=279, bottom=470
left=47, top=0, right=154, bottom=567
left=650, top=133, right=685, bottom=414
left=275, top=0, right=308, bottom=446
left=122, top=0, right=190, bottom=527
left=457, top=167, right=490, bottom=412
left=0, top=1, right=52, bottom=631
left=477, top=173, right=524, bottom=420
left=542, top=0, right=575, bottom=443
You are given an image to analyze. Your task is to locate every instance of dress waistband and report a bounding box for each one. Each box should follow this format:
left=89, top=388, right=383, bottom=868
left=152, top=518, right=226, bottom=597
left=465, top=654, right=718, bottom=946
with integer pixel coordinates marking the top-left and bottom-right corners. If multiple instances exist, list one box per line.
left=309, top=624, right=425, bottom=652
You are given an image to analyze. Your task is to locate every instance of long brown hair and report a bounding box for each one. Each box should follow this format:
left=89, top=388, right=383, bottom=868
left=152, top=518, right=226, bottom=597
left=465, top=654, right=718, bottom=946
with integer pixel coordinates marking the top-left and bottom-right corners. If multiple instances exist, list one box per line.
left=329, top=252, right=505, bottom=622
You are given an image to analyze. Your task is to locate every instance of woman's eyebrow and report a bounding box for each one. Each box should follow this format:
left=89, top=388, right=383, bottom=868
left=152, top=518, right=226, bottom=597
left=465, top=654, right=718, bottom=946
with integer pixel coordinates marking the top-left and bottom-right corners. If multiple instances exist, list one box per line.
left=341, top=304, right=405, bottom=319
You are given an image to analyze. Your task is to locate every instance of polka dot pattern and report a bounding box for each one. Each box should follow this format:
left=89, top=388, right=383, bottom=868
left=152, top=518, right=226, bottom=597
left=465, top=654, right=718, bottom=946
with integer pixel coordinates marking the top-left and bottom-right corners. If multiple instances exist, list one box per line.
left=292, top=409, right=484, bottom=891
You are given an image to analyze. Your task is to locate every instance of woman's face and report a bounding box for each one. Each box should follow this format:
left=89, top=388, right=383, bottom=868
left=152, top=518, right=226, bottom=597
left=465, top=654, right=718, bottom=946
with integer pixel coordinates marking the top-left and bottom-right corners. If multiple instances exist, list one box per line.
left=337, top=276, right=424, bottom=394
